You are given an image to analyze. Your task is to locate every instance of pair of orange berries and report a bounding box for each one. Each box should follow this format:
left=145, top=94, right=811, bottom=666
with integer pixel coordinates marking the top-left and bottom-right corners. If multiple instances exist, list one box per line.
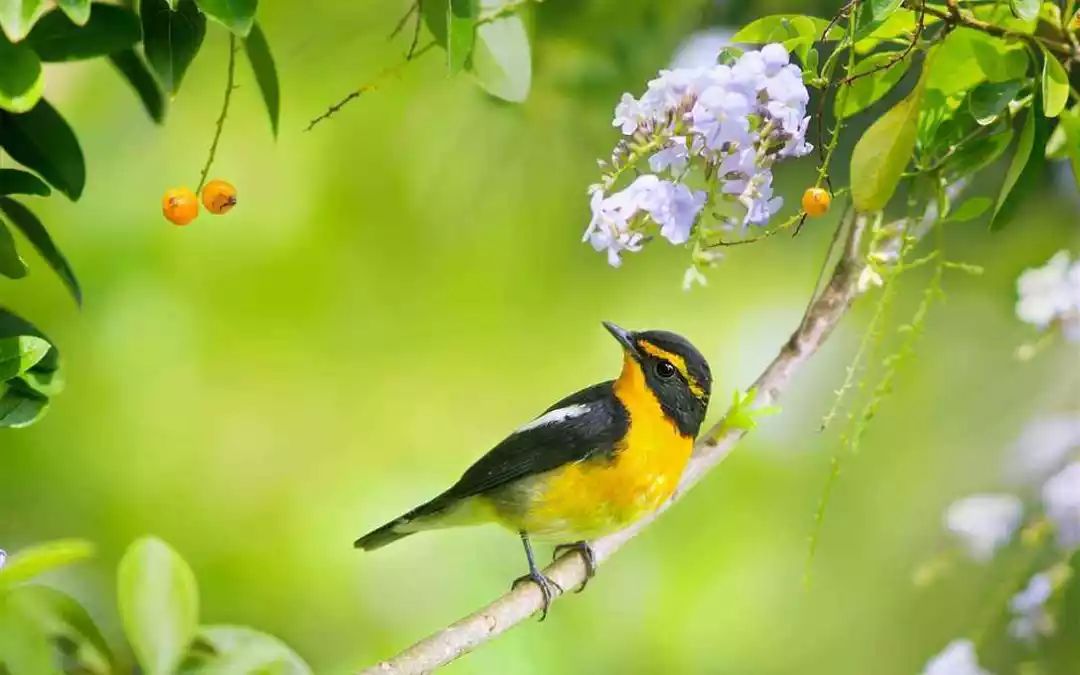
left=162, top=179, right=237, bottom=225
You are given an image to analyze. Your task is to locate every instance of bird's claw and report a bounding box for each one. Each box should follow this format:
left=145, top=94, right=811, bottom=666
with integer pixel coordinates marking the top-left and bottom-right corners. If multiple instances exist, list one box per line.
left=552, top=540, right=597, bottom=593
left=511, top=569, right=563, bottom=621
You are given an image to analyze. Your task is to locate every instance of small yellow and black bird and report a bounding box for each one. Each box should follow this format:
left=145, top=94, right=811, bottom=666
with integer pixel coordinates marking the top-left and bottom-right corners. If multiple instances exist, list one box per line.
left=355, top=322, right=711, bottom=617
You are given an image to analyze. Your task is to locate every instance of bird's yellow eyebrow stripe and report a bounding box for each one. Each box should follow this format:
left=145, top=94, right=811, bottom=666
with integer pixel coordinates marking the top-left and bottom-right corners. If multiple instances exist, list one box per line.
left=636, top=340, right=706, bottom=398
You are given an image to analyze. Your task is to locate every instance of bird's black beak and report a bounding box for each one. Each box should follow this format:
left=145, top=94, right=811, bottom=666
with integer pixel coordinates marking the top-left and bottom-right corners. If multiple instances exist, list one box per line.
left=603, top=321, right=639, bottom=357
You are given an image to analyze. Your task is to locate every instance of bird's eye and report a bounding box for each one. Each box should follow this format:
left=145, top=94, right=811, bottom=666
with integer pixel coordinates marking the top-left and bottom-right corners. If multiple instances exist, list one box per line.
left=655, top=361, right=676, bottom=379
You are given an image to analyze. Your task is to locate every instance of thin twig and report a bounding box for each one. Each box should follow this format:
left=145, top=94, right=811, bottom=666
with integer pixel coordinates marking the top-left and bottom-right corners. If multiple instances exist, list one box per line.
left=841, top=2, right=925, bottom=84
left=390, top=2, right=418, bottom=40
left=357, top=212, right=869, bottom=675
left=917, top=1, right=1075, bottom=56
left=307, top=0, right=542, bottom=131
left=196, top=36, right=237, bottom=193
left=406, top=0, right=424, bottom=60
left=305, top=41, right=437, bottom=132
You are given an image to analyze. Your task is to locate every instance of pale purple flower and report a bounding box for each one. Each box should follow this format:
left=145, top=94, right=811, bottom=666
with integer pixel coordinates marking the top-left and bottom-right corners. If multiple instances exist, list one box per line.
left=1008, top=572, right=1055, bottom=643
left=760, top=42, right=790, bottom=75
left=690, top=87, right=752, bottom=150
left=718, top=147, right=757, bottom=183
left=922, top=640, right=993, bottom=675
left=646, top=182, right=707, bottom=244
left=1043, top=461, right=1080, bottom=549
left=730, top=49, right=767, bottom=96
left=727, top=170, right=783, bottom=227
left=649, top=138, right=691, bottom=173
left=584, top=188, right=644, bottom=267
left=944, top=494, right=1023, bottom=562
left=613, top=93, right=645, bottom=134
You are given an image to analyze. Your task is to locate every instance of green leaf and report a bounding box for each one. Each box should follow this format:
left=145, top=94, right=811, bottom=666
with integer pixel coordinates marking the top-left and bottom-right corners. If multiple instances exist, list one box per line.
left=447, top=0, right=476, bottom=75
left=0, top=335, right=49, bottom=380
left=946, top=196, right=993, bottom=222
left=0, top=34, right=41, bottom=112
left=855, top=11, right=939, bottom=54
left=0, top=309, right=63, bottom=397
left=117, top=537, right=199, bottom=675
left=471, top=0, right=530, bottom=102
left=243, top=22, right=278, bottom=136
left=928, top=29, right=1028, bottom=97
left=968, top=80, right=1023, bottom=125
left=1009, top=0, right=1039, bottom=21
left=1057, top=109, right=1080, bottom=192
left=0, top=168, right=50, bottom=196
left=850, top=58, right=929, bottom=212
left=991, top=108, right=1035, bottom=229
left=732, top=14, right=840, bottom=43
left=969, top=34, right=1029, bottom=84
left=1041, top=48, right=1068, bottom=118
left=948, top=126, right=1013, bottom=176
left=196, top=625, right=313, bottom=675
left=0, top=375, right=49, bottom=426
left=870, top=0, right=902, bottom=19
left=0, top=540, right=93, bottom=587
left=25, top=4, right=139, bottom=61
left=0, top=594, right=61, bottom=675
left=0, top=100, right=85, bottom=200
left=109, top=48, right=165, bottom=123
left=0, top=198, right=81, bottom=305
left=0, top=216, right=27, bottom=279
left=421, top=0, right=448, bottom=45
left=836, top=50, right=912, bottom=119
left=140, top=0, right=206, bottom=95
left=55, top=0, right=90, bottom=25
left=0, top=0, right=47, bottom=42
left=194, top=0, right=255, bottom=37
left=5, top=585, right=113, bottom=673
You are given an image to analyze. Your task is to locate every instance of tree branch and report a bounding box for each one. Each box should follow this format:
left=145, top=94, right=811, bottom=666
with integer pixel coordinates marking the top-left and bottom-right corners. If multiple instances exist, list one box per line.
left=358, top=211, right=869, bottom=675
left=916, top=0, right=1076, bottom=57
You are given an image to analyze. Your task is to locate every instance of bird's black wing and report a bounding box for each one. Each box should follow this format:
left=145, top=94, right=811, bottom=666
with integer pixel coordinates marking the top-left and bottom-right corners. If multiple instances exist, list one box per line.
left=442, top=381, right=628, bottom=501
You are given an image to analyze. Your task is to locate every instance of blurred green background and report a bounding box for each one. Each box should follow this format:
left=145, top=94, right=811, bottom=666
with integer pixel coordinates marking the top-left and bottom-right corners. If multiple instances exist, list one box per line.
left=2, top=1, right=1079, bottom=673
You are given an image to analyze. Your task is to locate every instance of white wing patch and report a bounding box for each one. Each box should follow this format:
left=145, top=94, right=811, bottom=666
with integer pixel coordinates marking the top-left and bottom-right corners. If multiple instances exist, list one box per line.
left=515, top=403, right=591, bottom=434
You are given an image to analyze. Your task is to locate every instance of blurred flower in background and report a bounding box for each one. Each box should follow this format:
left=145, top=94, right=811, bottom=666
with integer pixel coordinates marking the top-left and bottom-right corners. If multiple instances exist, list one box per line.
left=1043, top=462, right=1080, bottom=549
left=1008, top=571, right=1055, bottom=644
left=944, top=494, right=1023, bottom=563
left=922, top=639, right=994, bottom=675
left=1015, top=251, right=1080, bottom=342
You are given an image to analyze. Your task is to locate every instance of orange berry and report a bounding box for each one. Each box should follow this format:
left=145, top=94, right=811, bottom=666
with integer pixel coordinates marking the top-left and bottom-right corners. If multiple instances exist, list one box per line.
left=801, top=187, right=831, bottom=217
left=201, top=179, right=237, bottom=215
left=162, top=187, right=198, bottom=225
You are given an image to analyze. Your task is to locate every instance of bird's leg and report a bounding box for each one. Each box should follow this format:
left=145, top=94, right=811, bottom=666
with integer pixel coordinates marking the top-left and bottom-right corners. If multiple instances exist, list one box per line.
left=510, top=531, right=563, bottom=621
left=552, top=540, right=597, bottom=592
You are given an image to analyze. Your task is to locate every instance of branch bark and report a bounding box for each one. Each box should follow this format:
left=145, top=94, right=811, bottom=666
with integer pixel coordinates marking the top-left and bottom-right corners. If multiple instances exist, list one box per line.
left=359, top=212, right=869, bottom=675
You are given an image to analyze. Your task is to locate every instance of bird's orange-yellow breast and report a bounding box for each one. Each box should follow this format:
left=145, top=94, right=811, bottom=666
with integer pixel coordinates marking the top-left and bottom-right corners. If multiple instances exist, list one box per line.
left=515, top=353, right=694, bottom=540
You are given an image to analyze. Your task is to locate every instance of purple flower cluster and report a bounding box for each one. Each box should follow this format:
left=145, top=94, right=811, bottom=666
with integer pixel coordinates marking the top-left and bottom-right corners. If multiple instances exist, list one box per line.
left=584, top=43, right=813, bottom=268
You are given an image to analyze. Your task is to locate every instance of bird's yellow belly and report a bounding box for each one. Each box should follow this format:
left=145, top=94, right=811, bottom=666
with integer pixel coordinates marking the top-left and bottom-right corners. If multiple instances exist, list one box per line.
left=486, top=418, right=694, bottom=541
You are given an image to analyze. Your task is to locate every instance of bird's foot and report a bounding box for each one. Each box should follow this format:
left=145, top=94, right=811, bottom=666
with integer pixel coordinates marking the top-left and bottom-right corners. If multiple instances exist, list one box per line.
left=552, top=541, right=597, bottom=593
left=511, top=569, right=564, bottom=621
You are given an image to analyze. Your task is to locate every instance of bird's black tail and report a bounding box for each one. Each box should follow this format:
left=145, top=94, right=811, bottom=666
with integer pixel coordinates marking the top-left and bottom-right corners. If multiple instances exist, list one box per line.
left=354, top=492, right=454, bottom=551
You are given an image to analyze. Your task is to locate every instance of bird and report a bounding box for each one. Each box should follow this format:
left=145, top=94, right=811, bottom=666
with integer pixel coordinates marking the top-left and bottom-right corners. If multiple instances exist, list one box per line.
left=355, top=322, right=712, bottom=618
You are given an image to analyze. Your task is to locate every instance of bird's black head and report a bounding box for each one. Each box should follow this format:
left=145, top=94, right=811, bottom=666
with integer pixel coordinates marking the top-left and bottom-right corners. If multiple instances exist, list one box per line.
left=603, top=322, right=712, bottom=438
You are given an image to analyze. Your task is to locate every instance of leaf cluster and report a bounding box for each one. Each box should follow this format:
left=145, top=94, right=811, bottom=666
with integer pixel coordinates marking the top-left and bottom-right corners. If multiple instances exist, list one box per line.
left=0, top=0, right=281, bottom=428
left=0, top=537, right=312, bottom=674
